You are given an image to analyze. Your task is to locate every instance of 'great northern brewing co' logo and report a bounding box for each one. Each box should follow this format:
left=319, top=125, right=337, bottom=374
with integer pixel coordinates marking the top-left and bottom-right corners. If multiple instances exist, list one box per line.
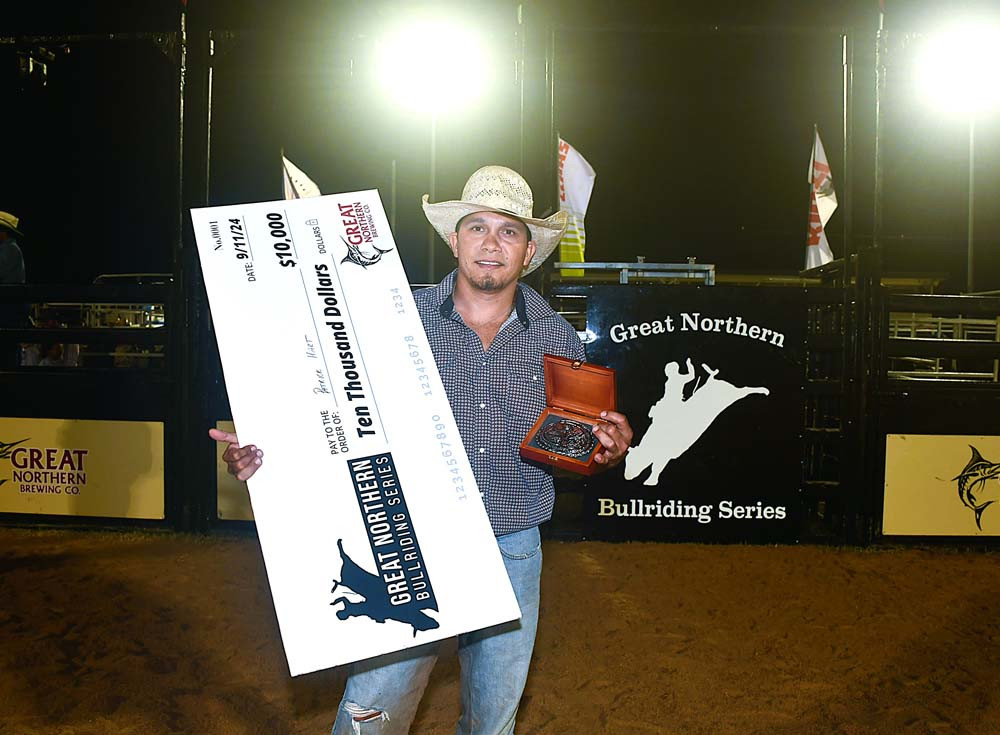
left=338, top=200, right=391, bottom=268
left=0, top=438, right=89, bottom=495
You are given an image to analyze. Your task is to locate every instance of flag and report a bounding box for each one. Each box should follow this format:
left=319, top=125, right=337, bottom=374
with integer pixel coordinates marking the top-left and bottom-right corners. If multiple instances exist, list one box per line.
left=282, top=154, right=321, bottom=200
left=557, top=137, right=596, bottom=277
left=805, top=128, right=838, bottom=270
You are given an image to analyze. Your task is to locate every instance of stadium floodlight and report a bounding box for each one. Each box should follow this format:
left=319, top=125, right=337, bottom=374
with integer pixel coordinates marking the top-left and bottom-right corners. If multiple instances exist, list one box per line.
left=913, top=21, right=1000, bottom=291
left=375, top=18, right=494, bottom=281
left=376, top=19, right=493, bottom=116
left=914, top=22, right=1000, bottom=117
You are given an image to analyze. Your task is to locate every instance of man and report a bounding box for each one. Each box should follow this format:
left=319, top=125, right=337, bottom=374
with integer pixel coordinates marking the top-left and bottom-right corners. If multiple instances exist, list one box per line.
left=0, top=212, right=28, bottom=368
left=211, top=165, right=632, bottom=734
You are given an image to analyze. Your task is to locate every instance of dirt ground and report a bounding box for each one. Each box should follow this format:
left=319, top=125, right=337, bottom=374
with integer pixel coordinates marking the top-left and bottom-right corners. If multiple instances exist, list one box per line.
left=2, top=527, right=1000, bottom=735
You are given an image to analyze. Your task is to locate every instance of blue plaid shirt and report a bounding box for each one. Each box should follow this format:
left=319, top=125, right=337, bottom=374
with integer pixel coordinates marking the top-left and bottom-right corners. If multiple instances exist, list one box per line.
left=415, top=271, right=585, bottom=536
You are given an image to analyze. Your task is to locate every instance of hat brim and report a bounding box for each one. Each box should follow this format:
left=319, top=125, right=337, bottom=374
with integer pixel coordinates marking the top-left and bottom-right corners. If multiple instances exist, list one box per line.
left=0, top=222, right=23, bottom=238
left=422, top=195, right=568, bottom=276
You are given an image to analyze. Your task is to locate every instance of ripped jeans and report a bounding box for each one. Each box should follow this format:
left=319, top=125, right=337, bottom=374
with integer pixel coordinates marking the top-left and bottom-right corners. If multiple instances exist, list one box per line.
left=331, top=526, right=542, bottom=735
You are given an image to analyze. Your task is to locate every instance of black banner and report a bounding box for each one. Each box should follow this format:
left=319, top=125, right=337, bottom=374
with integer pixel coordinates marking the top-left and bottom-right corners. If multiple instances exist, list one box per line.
left=581, top=286, right=805, bottom=542
left=339, top=453, right=439, bottom=633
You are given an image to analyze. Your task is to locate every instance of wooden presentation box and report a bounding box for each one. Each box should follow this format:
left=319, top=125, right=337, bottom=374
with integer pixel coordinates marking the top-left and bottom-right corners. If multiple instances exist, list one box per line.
left=519, top=354, right=617, bottom=475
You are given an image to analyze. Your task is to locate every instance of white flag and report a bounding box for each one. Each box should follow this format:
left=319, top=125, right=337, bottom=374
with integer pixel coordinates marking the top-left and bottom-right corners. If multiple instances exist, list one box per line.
left=557, top=137, right=596, bottom=277
left=805, top=128, right=838, bottom=269
left=282, top=154, right=322, bottom=200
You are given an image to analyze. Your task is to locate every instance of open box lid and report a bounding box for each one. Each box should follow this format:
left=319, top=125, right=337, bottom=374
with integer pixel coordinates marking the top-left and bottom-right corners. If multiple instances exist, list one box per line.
left=543, top=354, right=616, bottom=417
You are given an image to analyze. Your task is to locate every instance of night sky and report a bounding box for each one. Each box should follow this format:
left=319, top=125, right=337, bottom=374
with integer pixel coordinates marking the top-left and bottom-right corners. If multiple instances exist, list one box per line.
left=4, top=0, right=999, bottom=291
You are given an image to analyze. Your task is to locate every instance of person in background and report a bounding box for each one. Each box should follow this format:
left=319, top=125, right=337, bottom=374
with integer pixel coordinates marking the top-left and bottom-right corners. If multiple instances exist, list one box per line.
left=0, top=211, right=28, bottom=368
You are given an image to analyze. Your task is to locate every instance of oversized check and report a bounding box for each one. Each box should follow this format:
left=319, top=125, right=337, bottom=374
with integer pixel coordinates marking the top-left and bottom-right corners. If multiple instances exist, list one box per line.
left=191, top=192, right=520, bottom=676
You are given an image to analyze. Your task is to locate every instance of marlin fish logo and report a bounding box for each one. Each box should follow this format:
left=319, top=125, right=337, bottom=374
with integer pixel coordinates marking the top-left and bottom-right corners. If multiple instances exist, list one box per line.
left=0, top=438, right=29, bottom=488
left=953, top=445, right=1000, bottom=530
left=340, top=237, right=392, bottom=268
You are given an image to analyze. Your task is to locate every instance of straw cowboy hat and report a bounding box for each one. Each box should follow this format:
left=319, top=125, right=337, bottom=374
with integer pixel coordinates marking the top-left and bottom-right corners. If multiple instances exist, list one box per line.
left=0, top=212, right=24, bottom=238
left=422, top=165, right=568, bottom=276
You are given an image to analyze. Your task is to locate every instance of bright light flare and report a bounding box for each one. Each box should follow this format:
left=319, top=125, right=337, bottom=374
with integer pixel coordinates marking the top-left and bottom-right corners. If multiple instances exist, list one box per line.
left=376, top=20, right=493, bottom=116
left=914, top=22, right=1000, bottom=117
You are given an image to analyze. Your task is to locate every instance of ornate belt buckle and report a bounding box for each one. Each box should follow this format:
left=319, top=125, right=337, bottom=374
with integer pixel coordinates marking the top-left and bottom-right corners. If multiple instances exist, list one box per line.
left=533, top=416, right=598, bottom=459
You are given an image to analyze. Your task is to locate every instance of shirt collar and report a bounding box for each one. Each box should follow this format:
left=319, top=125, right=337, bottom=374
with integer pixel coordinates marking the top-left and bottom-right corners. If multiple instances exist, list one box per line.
left=436, top=270, right=530, bottom=328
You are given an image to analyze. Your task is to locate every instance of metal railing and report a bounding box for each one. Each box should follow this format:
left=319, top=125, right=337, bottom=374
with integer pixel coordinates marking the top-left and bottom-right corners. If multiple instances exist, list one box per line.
left=884, top=295, right=1000, bottom=384
left=551, top=260, right=716, bottom=285
left=886, top=312, right=1000, bottom=381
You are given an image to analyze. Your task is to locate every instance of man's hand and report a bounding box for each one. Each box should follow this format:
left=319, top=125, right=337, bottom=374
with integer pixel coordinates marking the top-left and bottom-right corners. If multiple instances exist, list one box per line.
left=208, top=428, right=263, bottom=482
left=592, top=410, right=633, bottom=469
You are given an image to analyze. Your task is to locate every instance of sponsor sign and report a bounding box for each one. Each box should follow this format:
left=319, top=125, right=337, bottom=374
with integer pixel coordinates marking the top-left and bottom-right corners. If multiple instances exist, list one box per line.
left=0, top=417, right=164, bottom=519
left=191, top=192, right=520, bottom=675
left=581, top=286, right=805, bottom=542
left=884, top=434, right=1000, bottom=536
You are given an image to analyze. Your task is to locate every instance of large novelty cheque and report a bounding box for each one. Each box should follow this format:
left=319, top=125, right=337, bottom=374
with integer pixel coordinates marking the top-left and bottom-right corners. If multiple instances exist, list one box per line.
left=191, top=193, right=520, bottom=676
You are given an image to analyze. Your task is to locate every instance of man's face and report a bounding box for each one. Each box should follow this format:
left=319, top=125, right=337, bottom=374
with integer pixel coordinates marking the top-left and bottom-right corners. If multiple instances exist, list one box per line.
left=448, top=211, right=536, bottom=293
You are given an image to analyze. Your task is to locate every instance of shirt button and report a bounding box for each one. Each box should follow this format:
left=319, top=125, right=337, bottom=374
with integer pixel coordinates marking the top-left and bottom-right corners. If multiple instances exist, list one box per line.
left=478, top=448, right=486, bottom=453
left=532, top=375, right=538, bottom=380
left=479, top=402, right=486, bottom=409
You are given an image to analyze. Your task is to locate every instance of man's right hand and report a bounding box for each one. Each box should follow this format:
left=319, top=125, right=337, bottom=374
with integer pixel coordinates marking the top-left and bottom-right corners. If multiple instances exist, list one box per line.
left=208, top=428, right=263, bottom=482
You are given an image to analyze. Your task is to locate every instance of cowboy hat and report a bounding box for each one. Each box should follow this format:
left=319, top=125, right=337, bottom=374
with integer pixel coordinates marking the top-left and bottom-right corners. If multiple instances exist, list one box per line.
left=422, top=165, right=568, bottom=275
left=0, top=212, right=23, bottom=238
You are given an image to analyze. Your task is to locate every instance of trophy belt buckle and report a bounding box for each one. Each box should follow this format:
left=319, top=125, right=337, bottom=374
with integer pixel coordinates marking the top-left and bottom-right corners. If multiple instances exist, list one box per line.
left=534, top=416, right=598, bottom=459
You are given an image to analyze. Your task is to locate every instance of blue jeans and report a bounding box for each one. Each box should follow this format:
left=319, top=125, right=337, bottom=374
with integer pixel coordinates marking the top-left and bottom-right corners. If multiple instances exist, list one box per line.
left=331, top=526, right=542, bottom=735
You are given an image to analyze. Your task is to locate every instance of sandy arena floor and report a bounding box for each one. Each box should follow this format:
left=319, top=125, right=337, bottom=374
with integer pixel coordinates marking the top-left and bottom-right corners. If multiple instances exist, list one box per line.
left=2, top=527, right=999, bottom=734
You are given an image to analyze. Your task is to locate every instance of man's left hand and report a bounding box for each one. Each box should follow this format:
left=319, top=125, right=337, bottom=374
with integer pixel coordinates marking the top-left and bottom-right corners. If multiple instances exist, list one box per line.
left=592, top=410, right=633, bottom=469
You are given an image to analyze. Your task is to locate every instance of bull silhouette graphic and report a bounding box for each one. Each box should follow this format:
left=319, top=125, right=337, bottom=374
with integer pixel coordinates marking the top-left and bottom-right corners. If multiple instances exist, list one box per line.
left=624, top=359, right=768, bottom=486
left=331, top=539, right=439, bottom=635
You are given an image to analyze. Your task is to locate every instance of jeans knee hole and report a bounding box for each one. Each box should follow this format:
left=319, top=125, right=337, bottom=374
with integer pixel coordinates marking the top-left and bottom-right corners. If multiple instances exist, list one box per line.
left=343, top=701, right=390, bottom=731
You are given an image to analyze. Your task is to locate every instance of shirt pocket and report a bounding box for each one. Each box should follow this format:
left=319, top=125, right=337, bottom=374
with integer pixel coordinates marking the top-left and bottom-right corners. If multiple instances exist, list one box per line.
left=497, top=356, right=547, bottom=441
left=433, top=343, right=466, bottom=410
